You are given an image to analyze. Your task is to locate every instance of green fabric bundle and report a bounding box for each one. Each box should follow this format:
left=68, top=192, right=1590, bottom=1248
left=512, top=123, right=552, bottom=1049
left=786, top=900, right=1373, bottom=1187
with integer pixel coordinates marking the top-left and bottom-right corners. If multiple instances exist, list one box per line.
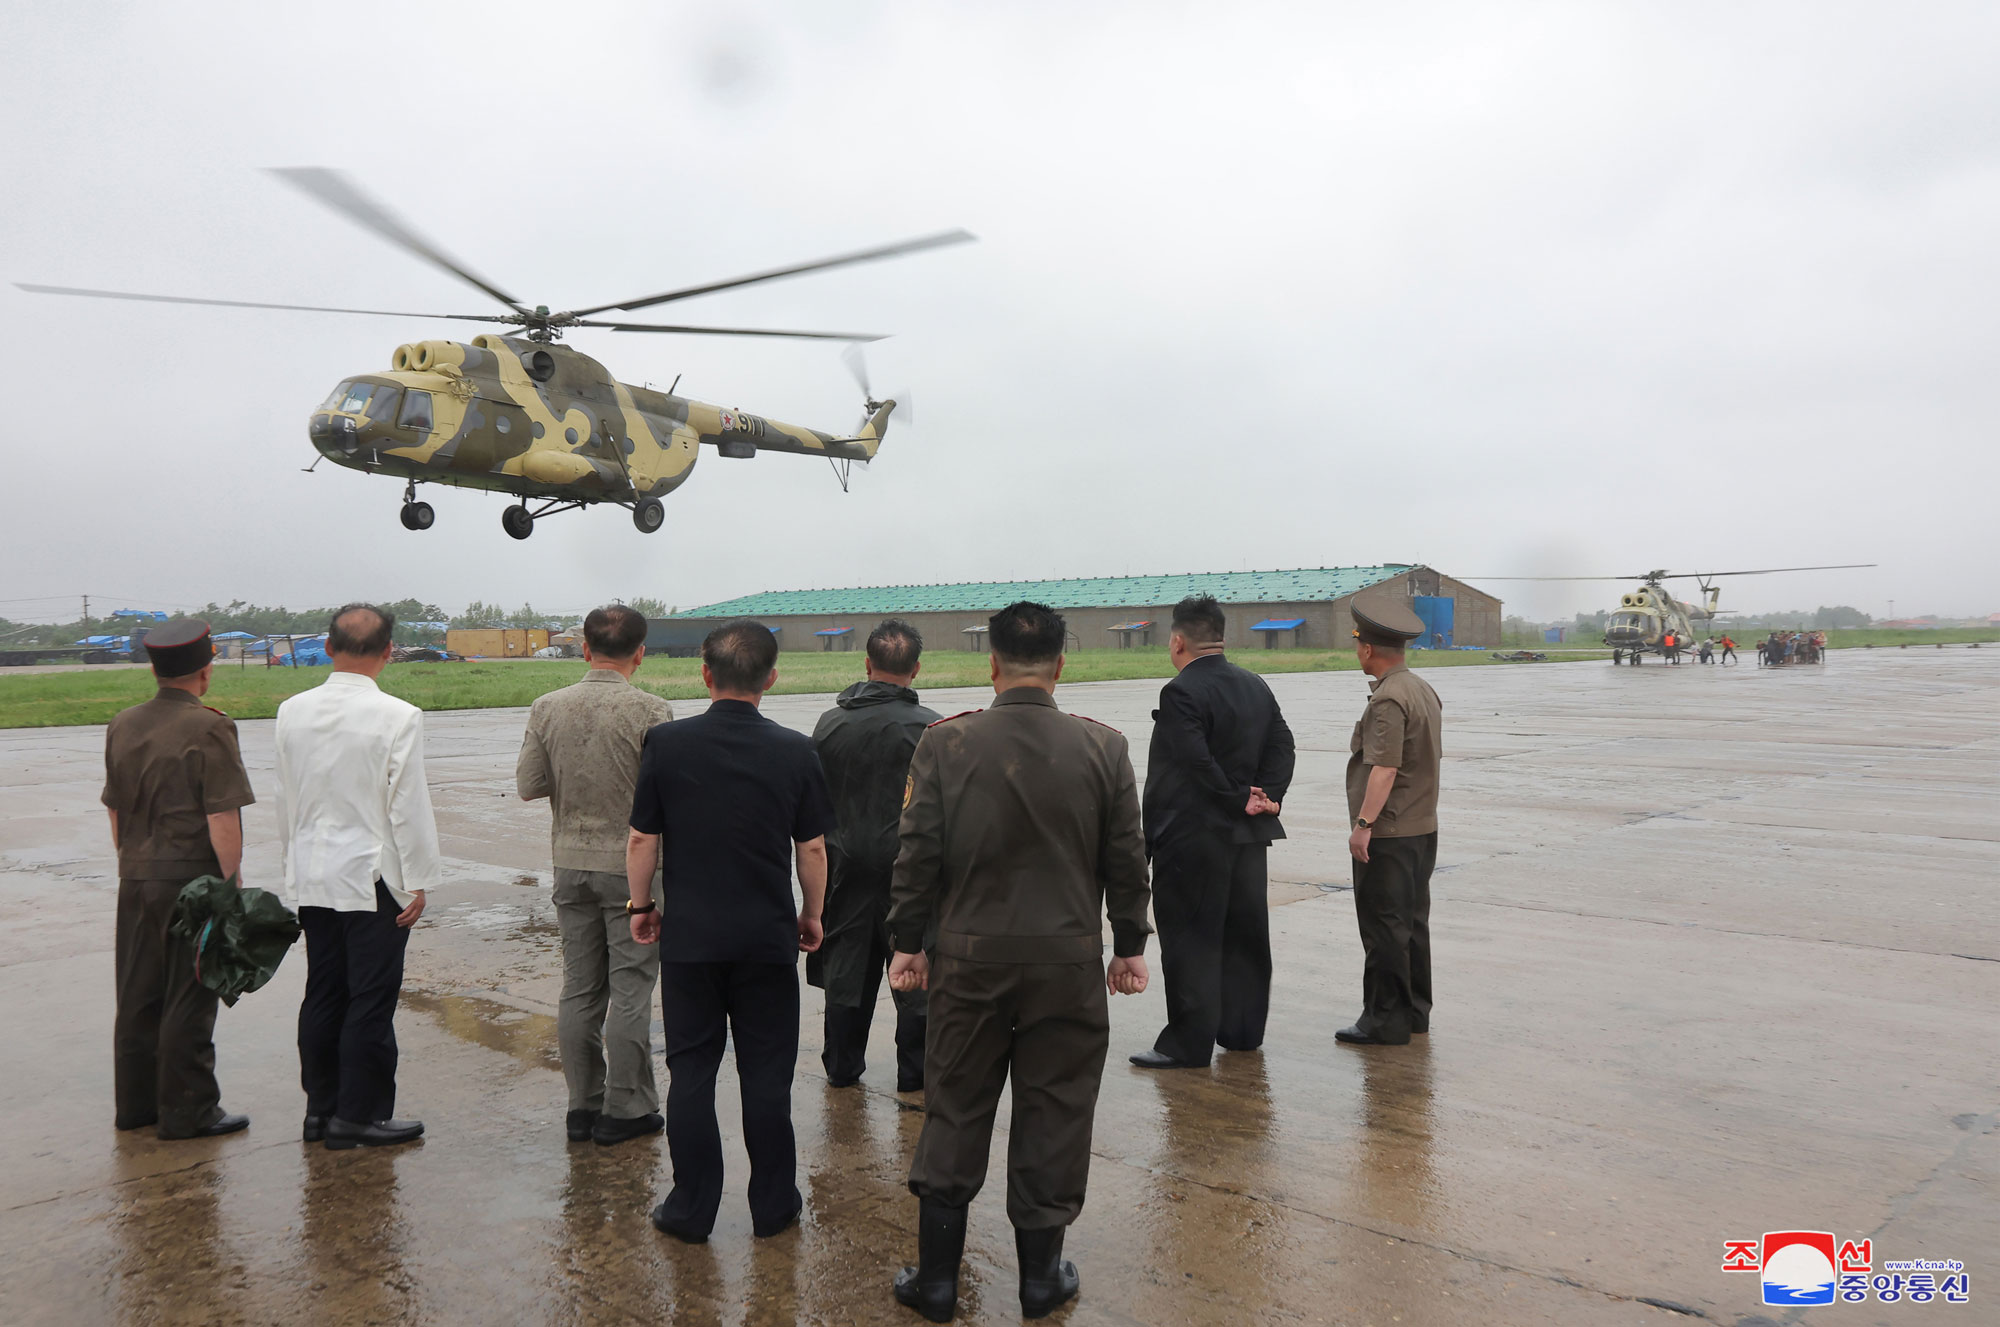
left=169, top=874, right=302, bottom=1006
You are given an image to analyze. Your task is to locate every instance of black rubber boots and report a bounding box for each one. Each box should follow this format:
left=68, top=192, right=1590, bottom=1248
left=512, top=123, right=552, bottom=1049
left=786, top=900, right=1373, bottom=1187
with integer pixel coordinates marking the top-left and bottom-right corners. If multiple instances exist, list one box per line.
left=893, top=1199, right=967, bottom=1322
left=1016, top=1225, right=1081, bottom=1318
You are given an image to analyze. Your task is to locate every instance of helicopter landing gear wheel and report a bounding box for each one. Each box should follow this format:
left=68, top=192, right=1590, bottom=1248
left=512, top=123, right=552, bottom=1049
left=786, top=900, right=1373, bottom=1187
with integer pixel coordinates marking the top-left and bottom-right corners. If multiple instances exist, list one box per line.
left=1612, top=649, right=1623, bottom=665
left=632, top=498, right=664, bottom=534
left=501, top=504, right=535, bottom=540
left=399, top=501, right=434, bottom=531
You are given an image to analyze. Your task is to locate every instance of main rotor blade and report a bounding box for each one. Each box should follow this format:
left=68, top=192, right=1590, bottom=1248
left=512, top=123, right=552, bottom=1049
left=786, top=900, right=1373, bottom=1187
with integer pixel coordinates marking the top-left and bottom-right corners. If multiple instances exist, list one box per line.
left=266, top=167, right=528, bottom=314
left=15, top=282, right=513, bottom=323
left=1652, top=564, right=1879, bottom=579
left=1454, top=575, right=1638, bottom=581
left=561, top=228, right=977, bottom=319
left=577, top=318, right=885, bottom=341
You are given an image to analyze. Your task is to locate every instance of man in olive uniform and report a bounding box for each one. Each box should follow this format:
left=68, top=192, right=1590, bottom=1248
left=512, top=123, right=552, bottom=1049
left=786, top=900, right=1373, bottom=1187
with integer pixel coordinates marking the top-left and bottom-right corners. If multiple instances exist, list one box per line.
left=809, top=619, right=939, bottom=1091
left=885, top=601, right=1151, bottom=1323
left=1338, top=593, right=1444, bottom=1048
left=102, top=619, right=256, bottom=1138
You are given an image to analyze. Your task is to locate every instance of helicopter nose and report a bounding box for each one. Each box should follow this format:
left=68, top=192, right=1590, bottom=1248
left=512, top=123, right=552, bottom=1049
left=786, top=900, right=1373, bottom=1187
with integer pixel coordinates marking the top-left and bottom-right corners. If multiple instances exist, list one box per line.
left=309, top=411, right=364, bottom=454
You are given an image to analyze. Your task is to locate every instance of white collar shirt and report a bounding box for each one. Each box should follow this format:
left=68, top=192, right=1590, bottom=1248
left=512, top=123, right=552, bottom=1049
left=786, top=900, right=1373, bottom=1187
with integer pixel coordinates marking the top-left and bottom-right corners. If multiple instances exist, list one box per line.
left=274, top=671, right=443, bottom=911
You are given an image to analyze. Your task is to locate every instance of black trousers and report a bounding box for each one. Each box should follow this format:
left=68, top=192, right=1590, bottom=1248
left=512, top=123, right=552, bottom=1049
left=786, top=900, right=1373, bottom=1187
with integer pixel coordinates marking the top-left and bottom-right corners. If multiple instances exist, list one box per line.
left=298, top=882, right=411, bottom=1124
left=910, top=955, right=1108, bottom=1229
left=820, top=919, right=928, bottom=1088
left=657, top=961, right=801, bottom=1237
left=1151, top=836, right=1271, bottom=1065
left=114, top=878, right=223, bottom=1135
left=1350, top=832, right=1436, bottom=1044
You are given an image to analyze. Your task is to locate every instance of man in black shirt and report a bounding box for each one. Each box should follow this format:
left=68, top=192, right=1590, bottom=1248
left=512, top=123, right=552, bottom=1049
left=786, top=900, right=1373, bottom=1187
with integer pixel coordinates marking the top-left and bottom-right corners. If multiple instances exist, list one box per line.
left=626, top=620, right=833, bottom=1243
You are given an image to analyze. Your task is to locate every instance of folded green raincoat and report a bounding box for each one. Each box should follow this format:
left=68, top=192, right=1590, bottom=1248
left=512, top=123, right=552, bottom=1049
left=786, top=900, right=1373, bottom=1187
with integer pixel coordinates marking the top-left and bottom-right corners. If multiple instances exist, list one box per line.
left=169, top=874, right=302, bottom=1006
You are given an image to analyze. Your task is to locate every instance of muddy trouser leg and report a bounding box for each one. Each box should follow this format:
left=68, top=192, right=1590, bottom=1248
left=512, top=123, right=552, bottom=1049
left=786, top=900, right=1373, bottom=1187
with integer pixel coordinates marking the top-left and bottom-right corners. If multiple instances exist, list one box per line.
left=334, top=882, right=410, bottom=1124
left=1216, top=845, right=1272, bottom=1052
left=725, top=962, right=801, bottom=1233
left=155, top=883, right=223, bottom=1136
left=297, top=905, right=349, bottom=1119
left=909, top=956, right=1018, bottom=1209
left=1406, top=833, right=1437, bottom=1032
left=553, top=869, right=611, bottom=1114
left=1149, top=834, right=1231, bottom=1065
left=597, top=870, right=661, bottom=1118
left=1004, top=962, right=1110, bottom=1230
left=658, top=961, right=729, bottom=1236
left=114, top=879, right=165, bottom=1129
left=1351, top=839, right=1422, bottom=1043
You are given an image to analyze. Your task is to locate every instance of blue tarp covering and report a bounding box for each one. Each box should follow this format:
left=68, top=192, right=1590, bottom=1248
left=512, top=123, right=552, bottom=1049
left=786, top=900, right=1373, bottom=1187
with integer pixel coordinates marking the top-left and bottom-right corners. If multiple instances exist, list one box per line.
left=813, top=627, right=853, bottom=637
left=1107, top=621, right=1153, bottom=631
left=111, top=609, right=168, bottom=621
left=1412, top=596, right=1455, bottom=649
left=1251, top=618, right=1306, bottom=631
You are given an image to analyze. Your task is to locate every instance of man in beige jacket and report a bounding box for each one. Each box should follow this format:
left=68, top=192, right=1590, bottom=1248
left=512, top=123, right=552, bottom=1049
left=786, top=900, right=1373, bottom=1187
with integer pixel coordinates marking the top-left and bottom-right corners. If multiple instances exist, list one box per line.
left=518, top=605, right=674, bottom=1145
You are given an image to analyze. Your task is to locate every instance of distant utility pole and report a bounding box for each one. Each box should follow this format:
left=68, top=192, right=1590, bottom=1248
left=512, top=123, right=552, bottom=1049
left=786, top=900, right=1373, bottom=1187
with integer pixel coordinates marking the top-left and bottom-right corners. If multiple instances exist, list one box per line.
left=81, top=594, right=89, bottom=636
left=1888, top=599, right=1895, bottom=622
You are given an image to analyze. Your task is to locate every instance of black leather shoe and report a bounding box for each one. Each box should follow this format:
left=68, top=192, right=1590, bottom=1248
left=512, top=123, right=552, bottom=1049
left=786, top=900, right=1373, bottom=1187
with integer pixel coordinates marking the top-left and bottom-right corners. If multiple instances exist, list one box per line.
left=592, top=1112, right=663, bottom=1146
left=160, top=1112, right=249, bottom=1140
left=826, top=1074, right=863, bottom=1089
left=324, top=1117, right=424, bottom=1150
left=893, top=1198, right=967, bottom=1322
left=303, top=1115, right=327, bottom=1143
left=1335, top=1024, right=1409, bottom=1046
left=649, top=1201, right=710, bottom=1244
left=1128, top=1048, right=1204, bottom=1070
left=1016, top=1225, right=1081, bottom=1319
left=565, top=1109, right=598, bottom=1142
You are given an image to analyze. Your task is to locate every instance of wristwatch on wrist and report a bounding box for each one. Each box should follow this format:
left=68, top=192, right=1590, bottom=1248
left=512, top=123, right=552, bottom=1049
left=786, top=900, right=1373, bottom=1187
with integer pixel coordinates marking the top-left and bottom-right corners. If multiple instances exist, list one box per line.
left=1354, top=816, right=1374, bottom=830
left=625, top=899, right=656, bottom=916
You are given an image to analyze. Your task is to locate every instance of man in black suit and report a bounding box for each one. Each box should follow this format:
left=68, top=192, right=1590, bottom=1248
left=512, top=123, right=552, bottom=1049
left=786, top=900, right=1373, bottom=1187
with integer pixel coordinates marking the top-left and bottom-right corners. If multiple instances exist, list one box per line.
left=1131, top=595, right=1296, bottom=1070
left=625, top=620, right=834, bottom=1243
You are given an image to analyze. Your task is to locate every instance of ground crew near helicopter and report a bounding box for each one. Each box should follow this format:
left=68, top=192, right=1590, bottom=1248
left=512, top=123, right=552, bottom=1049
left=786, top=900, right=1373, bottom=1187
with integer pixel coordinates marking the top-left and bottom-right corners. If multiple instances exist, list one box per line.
left=1719, top=634, right=1738, bottom=665
left=885, top=600, right=1151, bottom=1322
left=1337, top=594, right=1443, bottom=1049
left=102, top=619, right=257, bottom=1140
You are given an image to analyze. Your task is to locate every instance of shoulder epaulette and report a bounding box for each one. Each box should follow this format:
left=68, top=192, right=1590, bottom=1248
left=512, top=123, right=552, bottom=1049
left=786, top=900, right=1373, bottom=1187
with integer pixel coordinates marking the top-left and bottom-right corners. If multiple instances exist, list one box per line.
left=203, top=705, right=230, bottom=718
left=1071, top=713, right=1121, bottom=734
left=928, top=709, right=982, bottom=728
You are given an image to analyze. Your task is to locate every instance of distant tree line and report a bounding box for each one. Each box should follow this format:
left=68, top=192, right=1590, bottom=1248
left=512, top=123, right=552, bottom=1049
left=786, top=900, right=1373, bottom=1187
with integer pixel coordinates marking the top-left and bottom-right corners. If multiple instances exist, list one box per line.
left=0, top=595, right=678, bottom=647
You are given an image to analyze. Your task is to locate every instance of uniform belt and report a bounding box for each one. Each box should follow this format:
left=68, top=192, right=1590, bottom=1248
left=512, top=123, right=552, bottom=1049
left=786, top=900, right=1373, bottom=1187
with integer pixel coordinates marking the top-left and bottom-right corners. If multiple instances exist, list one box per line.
left=934, top=931, right=1101, bottom=964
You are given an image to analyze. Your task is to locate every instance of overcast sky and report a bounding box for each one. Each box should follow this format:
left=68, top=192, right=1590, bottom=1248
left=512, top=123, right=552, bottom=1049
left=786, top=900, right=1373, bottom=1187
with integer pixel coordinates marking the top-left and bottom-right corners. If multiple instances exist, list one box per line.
left=4, top=1, right=1996, bottom=625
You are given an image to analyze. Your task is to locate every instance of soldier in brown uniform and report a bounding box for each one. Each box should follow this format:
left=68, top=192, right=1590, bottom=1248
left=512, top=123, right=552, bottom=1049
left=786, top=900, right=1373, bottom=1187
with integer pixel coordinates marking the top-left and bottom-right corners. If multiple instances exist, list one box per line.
left=102, top=619, right=257, bottom=1137
left=885, top=601, right=1152, bottom=1323
left=1337, top=594, right=1444, bottom=1048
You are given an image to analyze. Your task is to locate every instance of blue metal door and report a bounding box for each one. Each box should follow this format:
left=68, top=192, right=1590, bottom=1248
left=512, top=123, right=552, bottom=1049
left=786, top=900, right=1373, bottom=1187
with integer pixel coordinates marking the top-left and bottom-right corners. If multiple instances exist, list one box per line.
left=1412, top=596, right=1455, bottom=649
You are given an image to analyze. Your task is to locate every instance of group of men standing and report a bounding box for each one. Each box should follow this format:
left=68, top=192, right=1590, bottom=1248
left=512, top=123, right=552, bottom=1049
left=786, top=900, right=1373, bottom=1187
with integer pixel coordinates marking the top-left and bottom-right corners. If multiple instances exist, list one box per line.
left=103, top=589, right=1446, bottom=1322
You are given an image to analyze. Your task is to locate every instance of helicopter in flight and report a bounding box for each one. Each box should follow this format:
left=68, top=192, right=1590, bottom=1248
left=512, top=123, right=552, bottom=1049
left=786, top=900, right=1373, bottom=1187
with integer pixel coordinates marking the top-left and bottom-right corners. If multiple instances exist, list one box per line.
left=1473, top=564, right=1876, bottom=664
left=18, top=169, right=972, bottom=539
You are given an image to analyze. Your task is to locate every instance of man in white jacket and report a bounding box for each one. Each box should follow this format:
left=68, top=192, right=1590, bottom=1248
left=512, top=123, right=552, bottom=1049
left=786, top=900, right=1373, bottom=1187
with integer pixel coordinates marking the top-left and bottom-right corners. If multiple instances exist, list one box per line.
left=275, top=604, right=441, bottom=1150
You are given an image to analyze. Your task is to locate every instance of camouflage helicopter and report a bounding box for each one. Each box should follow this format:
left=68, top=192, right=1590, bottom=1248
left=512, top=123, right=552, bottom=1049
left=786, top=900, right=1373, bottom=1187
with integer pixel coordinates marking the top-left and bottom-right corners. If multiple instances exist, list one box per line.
left=1474, top=564, right=1874, bottom=664
left=18, top=168, right=971, bottom=538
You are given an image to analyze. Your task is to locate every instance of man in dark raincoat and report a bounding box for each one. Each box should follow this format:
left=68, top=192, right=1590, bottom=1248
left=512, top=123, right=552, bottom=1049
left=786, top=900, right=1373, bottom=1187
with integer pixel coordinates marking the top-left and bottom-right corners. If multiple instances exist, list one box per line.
left=809, top=620, right=939, bottom=1090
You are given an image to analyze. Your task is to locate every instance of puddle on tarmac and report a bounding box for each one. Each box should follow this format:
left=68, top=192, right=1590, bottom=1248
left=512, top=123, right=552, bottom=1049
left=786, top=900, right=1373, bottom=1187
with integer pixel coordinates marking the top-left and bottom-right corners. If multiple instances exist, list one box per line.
left=403, top=989, right=561, bottom=1072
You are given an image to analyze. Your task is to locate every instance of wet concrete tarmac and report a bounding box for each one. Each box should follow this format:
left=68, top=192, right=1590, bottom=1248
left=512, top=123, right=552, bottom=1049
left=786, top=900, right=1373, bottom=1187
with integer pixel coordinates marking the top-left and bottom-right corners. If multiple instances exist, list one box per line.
left=1, top=651, right=1993, bottom=1325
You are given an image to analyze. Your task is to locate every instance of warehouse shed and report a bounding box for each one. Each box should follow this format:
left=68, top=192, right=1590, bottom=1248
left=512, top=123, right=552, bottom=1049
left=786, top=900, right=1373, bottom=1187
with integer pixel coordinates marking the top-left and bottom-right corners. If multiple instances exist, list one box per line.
left=647, top=565, right=1500, bottom=656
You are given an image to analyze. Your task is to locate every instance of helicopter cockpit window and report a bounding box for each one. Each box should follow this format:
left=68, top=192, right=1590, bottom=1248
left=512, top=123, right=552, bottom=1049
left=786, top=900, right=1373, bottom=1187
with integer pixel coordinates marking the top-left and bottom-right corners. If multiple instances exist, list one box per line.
left=398, top=390, right=434, bottom=431
left=337, top=382, right=375, bottom=414
left=321, top=381, right=355, bottom=410
left=364, top=386, right=402, bottom=423
left=1610, top=612, right=1646, bottom=632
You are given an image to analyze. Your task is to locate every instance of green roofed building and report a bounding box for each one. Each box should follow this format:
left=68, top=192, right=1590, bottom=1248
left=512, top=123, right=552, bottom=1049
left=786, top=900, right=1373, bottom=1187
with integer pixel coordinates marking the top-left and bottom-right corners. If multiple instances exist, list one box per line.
left=648, top=565, right=1500, bottom=654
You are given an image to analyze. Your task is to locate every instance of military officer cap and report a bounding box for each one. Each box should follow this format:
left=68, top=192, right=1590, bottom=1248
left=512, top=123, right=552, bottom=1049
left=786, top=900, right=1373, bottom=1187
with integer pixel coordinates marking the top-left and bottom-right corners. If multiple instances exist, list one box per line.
left=1350, top=593, right=1426, bottom=648
left=143, top=618, right=215, bottom=678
